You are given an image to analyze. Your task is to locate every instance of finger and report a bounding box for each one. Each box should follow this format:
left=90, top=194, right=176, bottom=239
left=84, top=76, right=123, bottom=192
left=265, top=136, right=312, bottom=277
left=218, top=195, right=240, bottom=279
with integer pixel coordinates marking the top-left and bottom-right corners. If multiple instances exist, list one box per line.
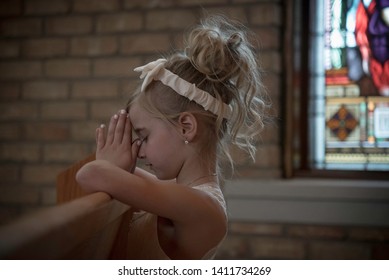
left=96, top=124, right=106, bottom=150
left=114, top=109, right=127, bottom=144
left=122, top=113, right=132, bottom=144
left=106, top=113, right=119, bottom=144
left=130, top=139, right=142, bottom=172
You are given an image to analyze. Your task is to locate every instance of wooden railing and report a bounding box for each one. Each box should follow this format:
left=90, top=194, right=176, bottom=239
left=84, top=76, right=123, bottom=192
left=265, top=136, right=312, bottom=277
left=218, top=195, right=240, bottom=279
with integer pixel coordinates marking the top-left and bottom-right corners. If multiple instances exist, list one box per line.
left=0, top=155, right=133, bottom=259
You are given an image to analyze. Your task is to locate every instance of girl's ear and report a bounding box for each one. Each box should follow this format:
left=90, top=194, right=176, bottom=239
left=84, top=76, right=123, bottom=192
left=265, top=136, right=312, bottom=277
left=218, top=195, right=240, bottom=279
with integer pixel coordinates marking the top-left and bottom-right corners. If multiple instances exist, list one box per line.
left=178, top=112, right=197, bottom=142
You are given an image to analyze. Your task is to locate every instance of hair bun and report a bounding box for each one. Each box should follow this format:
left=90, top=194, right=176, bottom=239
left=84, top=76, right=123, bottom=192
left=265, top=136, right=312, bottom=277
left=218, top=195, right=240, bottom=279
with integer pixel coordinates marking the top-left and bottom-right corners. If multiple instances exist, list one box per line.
left=227, top=33, right=242, bottom=49
left=186, top=17, right=244, bottom=82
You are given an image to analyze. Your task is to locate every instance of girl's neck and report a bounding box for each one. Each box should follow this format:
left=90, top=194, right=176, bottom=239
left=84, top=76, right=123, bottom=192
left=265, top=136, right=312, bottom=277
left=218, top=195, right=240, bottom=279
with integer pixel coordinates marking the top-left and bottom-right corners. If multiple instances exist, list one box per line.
left=176, top=155, right=218, bottom=187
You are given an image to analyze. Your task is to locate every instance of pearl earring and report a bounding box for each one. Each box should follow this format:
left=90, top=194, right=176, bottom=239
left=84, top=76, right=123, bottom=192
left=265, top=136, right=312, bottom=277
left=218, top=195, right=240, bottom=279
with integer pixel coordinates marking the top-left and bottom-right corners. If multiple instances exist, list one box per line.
left=184, top=140, right=189, bottom=145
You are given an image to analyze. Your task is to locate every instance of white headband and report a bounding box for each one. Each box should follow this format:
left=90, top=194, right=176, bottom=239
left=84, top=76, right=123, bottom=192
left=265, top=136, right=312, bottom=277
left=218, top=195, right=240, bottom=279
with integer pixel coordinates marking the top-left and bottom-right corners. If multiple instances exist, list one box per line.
left=134, top=58, right=232, bottom=119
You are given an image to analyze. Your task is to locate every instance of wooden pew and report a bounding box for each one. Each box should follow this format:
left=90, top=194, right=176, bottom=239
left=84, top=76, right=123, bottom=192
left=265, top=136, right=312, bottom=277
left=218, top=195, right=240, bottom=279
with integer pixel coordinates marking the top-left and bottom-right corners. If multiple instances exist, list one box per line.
left=0, top=155, right=133, bottom=259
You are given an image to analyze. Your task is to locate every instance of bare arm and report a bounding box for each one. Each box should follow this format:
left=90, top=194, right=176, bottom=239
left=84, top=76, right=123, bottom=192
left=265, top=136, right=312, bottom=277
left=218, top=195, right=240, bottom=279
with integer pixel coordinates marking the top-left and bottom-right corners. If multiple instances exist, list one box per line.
left=76, top=159, right=226, bottom=259
left=77, top=109, right=190, bottom=217
left=77, top=159, right=221, bottom=224
left=75, top=109, right=226, bottom=258
left=134, top=167, right=157, bottom=180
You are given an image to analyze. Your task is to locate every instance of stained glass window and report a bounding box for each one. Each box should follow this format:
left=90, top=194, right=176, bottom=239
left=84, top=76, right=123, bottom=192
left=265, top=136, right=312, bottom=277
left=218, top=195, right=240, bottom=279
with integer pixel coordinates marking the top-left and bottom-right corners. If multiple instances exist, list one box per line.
left=309, top=0, right=389, bottom=171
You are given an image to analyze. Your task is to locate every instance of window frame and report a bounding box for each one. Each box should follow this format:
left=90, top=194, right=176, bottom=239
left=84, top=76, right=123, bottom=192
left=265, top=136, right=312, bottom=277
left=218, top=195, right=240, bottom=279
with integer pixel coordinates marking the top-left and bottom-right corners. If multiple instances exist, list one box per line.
left=284, top=0, right=389, bottom=180
left=222, top=0, right=389, bottom=229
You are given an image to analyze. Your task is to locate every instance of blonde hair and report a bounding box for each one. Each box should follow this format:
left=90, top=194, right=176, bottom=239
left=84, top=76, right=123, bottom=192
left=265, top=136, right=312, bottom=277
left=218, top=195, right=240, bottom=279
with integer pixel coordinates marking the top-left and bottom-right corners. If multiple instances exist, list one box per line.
left=127, top=15, right=269, bottom=177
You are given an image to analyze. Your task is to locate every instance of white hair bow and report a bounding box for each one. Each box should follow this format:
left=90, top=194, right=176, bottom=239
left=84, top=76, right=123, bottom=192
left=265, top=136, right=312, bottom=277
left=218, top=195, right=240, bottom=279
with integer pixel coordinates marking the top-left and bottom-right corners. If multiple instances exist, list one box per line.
left=134, top=59, right=232, bottom=119
left=134, top=58, right=167, bottom=92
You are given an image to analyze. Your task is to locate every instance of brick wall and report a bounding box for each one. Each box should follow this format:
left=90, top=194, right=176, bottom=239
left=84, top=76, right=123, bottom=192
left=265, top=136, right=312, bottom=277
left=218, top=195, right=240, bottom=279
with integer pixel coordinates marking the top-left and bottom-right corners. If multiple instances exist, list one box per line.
left=217, top=222, right=389, bottom=259
left=0, top=0, right=282, bottom=223
left=1, top=0, right=388, bottom=260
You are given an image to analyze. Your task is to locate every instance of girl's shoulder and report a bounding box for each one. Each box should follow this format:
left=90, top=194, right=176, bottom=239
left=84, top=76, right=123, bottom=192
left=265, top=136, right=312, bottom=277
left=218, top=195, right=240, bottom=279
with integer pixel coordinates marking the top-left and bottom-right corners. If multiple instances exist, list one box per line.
left=191, top=182, right=227, bottom=216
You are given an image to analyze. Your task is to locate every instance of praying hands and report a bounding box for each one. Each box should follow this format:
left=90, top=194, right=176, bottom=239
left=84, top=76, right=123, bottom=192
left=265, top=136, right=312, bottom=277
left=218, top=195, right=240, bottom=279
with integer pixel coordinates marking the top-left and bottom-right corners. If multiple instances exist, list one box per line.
left=95, top=109, right=141, bottom=173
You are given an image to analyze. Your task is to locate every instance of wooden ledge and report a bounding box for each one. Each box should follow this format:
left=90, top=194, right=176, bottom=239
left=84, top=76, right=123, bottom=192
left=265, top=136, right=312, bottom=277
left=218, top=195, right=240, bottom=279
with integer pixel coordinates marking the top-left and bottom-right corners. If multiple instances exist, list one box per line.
left=0, top=192, right=132, bottom=259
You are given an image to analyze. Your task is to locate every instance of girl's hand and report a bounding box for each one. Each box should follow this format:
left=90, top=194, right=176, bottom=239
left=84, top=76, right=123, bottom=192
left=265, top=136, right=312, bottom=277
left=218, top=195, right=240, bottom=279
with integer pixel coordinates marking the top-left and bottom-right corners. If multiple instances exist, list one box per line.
left=95, top=109, right=141, bottom=173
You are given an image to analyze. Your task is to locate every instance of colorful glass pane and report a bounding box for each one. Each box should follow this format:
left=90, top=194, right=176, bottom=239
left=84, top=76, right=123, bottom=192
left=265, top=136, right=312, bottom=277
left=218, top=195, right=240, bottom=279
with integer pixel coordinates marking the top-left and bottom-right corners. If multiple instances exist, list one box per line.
left=314, top=0, right=389, bottom=170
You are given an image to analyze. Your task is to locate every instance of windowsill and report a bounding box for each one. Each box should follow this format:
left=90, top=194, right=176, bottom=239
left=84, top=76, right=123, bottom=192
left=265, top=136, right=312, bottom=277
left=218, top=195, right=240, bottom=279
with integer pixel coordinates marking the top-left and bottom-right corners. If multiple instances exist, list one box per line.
left=224, top=178, right=389, bottom=227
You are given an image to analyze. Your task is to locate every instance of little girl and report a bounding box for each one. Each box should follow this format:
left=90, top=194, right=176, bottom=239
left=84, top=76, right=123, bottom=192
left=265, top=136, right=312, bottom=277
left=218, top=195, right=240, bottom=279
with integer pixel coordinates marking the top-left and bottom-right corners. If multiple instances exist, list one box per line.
left=76, top=15, right=267, bottom=259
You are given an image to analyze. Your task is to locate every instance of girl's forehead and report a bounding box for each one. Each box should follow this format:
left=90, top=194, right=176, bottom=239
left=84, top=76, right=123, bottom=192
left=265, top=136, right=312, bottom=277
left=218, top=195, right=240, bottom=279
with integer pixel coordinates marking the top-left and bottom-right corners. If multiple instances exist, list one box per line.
left=129, top=104, right=158, bottom=130
left=129, top=104, right=148, bottom=120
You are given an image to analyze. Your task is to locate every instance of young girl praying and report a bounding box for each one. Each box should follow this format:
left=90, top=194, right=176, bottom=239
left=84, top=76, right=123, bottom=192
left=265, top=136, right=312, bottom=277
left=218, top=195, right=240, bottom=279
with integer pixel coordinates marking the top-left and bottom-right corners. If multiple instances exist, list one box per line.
left=76, top=15, right=267, bottom=260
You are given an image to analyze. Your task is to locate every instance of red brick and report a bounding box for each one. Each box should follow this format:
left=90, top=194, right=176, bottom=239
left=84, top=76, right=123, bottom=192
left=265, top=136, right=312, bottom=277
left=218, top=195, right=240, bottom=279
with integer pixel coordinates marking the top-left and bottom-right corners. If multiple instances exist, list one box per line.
left=250, top=237, right=306, bottom=259
left=40, top=101, right=87, bottom=120
left=309, top=242, right=371, bottom=260
left=45, top=16, right=92, bottom=35
left=0, top=187, right=40, bottom=204
left=0, top=164, right=20, bottom=184
left=93, top=57, right=141, bottom=78
left=253, top=27, right=280, bottom=50
left=96, top=13, right=142, bottom=33
left=126, top=0, right=228, bottom=8
left=70, top=36, right=117, bottom=56
left=0, top=123, right=21, bottom=140
left=228, top=143, right=257, bottom=166
left=0, top=143, right=41, bottom=163
left=71, top=121, right=100, bottom=141
left=348, top=227, right=389, bottom=242
left=0, top=18, right=42, bottom=37
left=22, top=164, right=66, bottom=185
left=72, top=80, right=119, bottom=99
left=120, top=79, right=139, bottom=97
left=73, top=0, right=119, bottom=12
left=22, top=38, right=68, bottom=58
left=249, top=4, right=282, bottom=26
left=25, top=0, right=69, bottom=15
left=261, top=51, right=281, bottom=73
left=45, top=59, right=90, bottom=78
left=0, top=40, right=20, bottom=58
left=0, top=0, right=22, bottom=16
left=205, top=7, right=247, bottom=23
left=234, top=167, right=282, bottom=179
left=179, top=0, right=228, bottom=5
left=232, top=0, right=258, bottom=3
left=0, top=207, right=20, bottom=226
left=120, top=34, right=171, bottom=55
left=0, top=82, right=21, bottom=100
left=0, top=61, right=42, bottom=79
left=216, top=235, right=252, bottom=259
left=263, top=73, right=280, bottom=99
left=41, top=187, right=56, bottom=205
left=260, top=124, right=280, bottom=144
left=23, top=122, right=70, bottom=141
left=372, top=244, right=389, bottom=260
left=90, top=100, right=125, bottom=120
left=230, top=222, right=283, bottom=236
left=146, top=10, right=197, bottom=30
left=254, top=144, right=281, bottom=168
left=123, top=0, right=174, bottom=8
left=23, top=81, right=69, bottom=100
left=0, top=102, right=39, bottom=121
left=287, top=225, right=346, bottom=240
left=43, top=143, right=89, bottom=163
